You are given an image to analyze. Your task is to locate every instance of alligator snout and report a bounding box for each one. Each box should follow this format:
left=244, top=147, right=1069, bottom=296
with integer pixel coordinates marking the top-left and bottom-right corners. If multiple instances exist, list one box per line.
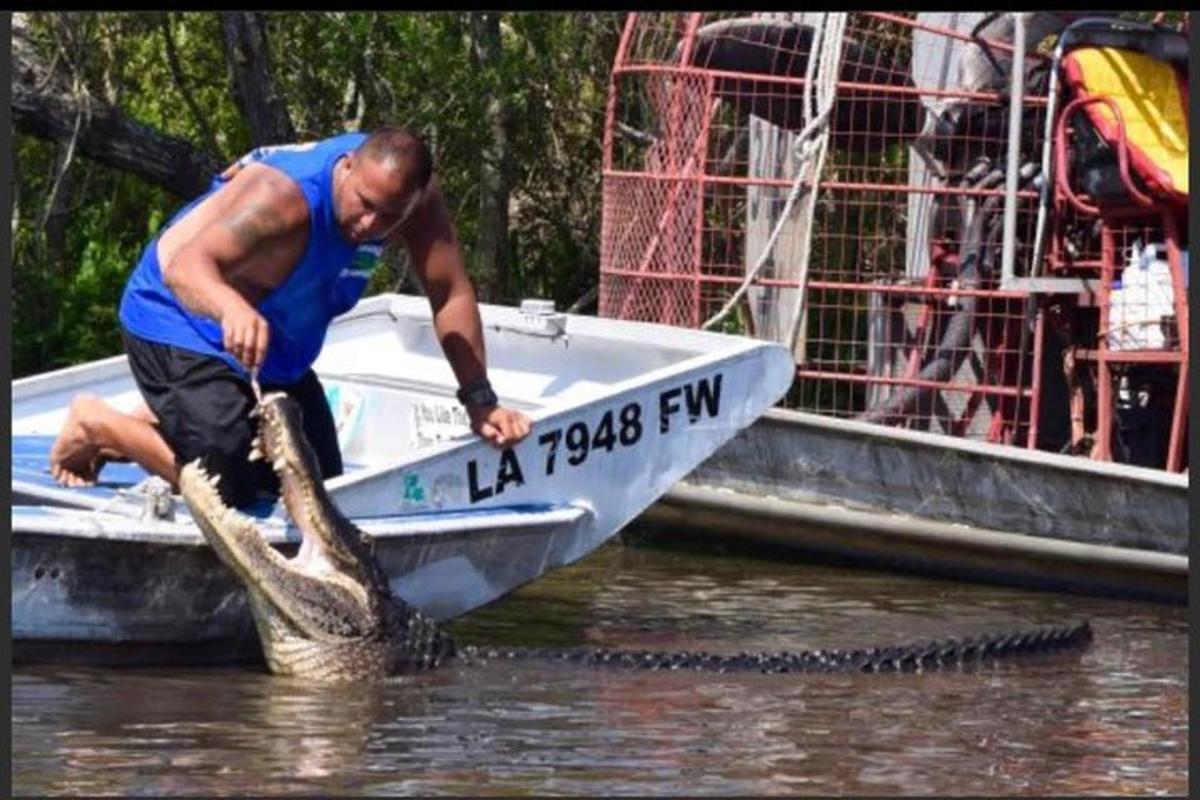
left=179, top=392, right=454, bottom=680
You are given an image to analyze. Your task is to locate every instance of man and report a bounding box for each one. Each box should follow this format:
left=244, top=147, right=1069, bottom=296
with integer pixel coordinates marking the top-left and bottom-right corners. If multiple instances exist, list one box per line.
left=49, top=127, right=531, bottom=508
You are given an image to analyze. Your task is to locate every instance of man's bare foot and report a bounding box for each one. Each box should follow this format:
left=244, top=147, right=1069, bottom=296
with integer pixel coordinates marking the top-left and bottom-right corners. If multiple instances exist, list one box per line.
left=49, top=394, right=107, bottom=487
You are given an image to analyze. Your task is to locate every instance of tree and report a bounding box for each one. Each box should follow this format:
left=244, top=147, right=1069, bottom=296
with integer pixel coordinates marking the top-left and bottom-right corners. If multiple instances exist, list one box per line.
left=12, top=13, right=221, bottom=198
left=219, top=12, right=295, bottom=146
left=468, top=12, right=513, bottom=301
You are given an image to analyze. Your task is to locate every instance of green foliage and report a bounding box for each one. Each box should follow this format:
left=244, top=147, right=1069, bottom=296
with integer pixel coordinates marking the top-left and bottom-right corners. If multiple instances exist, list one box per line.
left=13, top=11, right=623, bottom=375
left=12, top=132, right=168, bottom=373
left=13, top=13, right=223, bottom=375
left=60, top=207, right=139, bottom=364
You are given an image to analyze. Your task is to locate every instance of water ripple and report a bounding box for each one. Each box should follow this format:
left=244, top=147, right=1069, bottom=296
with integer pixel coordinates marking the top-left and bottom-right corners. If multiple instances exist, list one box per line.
left=14, top=542, right=1187, bottom=796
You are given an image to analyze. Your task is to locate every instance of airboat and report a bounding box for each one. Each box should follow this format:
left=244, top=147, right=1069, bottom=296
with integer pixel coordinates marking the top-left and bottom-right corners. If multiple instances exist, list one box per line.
left=598, top=12, right=1188, bottom=601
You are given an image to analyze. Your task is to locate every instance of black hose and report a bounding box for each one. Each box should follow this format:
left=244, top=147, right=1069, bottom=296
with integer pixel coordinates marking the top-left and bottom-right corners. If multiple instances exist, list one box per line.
left=859, top=162, right=1039, bottom=425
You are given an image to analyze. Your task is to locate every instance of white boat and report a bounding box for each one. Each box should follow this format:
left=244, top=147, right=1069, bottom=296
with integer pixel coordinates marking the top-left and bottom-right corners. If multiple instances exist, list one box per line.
left=11, top=293, right=793, bottom=660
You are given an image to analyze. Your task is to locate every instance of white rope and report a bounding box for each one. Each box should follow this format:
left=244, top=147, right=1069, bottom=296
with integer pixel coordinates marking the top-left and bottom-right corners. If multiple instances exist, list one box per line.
left=703, top=13, right=847, bottom=334
left=781, top=13, right=845, bottom=356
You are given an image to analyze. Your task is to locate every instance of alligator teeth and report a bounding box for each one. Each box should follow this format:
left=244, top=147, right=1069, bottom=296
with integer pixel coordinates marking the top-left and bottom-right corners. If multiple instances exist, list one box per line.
left=208, top=472, right=222, bottom=488
left=274, top=457, right=287, bottom=472
left=248, top=446, right=263, bottom=462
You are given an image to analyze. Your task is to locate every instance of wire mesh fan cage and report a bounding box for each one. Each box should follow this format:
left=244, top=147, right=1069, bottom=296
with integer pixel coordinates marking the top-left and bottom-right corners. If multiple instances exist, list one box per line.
left=598, top=11, right=1188, bottom=471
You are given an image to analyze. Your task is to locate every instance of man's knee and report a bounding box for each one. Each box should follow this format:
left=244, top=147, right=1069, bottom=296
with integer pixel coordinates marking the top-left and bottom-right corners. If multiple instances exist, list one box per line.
left=67, top=394, right=108, bottom=440
left=170, top=393, right=265, bottom=508
left=188, top=434, right=267, bottom=509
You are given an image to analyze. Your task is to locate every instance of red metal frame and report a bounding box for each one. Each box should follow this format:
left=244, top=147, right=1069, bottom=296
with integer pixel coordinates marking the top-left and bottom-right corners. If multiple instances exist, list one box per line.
left=1055, top=96, right=1159, bottom=215
left=599, top=12, right=1187, bottom=472
left=1048, top=40, right=1189, bottom=472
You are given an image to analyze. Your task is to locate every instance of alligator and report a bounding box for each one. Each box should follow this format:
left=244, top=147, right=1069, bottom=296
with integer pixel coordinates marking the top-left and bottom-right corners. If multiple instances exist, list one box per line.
left=179, top=392, right=1092, bottom=682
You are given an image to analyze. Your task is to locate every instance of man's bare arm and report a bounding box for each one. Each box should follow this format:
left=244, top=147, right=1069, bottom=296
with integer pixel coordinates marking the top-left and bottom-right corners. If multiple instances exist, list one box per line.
left=395, top=178, right=531, bottom=447
left=161, top=167, right=308, bottom=369
left=395, top=178, right=489, bottom=389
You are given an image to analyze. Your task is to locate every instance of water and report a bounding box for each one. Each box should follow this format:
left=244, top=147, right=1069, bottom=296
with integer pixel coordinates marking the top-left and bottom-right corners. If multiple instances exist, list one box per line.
left=12, top=539, right=1188, bottom=796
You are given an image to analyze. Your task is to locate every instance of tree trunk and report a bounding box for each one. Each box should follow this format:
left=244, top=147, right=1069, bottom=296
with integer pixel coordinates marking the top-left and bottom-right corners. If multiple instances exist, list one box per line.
left=219, top=12, right=295, bottom=146
left=468, top=12, right=512, bottom=303
left=12, top=16, right=221, bottom=198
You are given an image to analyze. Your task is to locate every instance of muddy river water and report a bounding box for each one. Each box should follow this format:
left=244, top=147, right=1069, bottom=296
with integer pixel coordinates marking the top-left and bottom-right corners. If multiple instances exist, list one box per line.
left=12, top=536, right=1188, bottom=796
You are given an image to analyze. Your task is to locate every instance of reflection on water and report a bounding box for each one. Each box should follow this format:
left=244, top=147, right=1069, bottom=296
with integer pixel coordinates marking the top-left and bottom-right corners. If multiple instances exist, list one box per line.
left=12, top=540, right=1188, bottom=796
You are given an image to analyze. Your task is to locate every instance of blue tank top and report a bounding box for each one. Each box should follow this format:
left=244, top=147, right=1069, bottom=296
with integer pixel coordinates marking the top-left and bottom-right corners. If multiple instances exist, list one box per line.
left=119, top=132, right=382, bottom=384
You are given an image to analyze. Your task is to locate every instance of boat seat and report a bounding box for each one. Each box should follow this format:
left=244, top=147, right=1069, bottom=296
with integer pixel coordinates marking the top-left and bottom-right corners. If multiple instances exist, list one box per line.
left=1061, top=45, right=1189, bottom=207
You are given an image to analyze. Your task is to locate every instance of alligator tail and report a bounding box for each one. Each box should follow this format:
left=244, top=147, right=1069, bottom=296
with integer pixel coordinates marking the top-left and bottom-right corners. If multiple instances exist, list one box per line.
left=459, top=621, right=1092, bottom=674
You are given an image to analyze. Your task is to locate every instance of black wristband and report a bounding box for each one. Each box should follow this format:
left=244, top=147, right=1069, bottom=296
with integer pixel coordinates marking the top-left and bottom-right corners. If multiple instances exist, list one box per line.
left=456, top=378, right=498, bottom=409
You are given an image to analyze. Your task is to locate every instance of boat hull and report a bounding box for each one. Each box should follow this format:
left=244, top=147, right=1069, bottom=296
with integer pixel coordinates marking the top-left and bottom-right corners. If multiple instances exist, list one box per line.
left=11, top=504, right=590, bottom=660
left=641, top=408, right=1188, bottom=602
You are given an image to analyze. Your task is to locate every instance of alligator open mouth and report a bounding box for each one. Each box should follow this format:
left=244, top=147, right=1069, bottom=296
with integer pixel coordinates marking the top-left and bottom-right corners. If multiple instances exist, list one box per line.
left=179, top=392, right=452, bottom=680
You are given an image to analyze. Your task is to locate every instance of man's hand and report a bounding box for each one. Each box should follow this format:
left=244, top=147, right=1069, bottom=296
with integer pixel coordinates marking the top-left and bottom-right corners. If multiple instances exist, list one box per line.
left=469, top=405, right=532, bottom=449
left=220, top=300, right=270, bottom=371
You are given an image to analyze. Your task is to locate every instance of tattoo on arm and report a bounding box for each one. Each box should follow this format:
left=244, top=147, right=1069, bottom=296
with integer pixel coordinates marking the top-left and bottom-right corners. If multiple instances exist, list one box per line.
left=222, top=202, right=286, bottom=252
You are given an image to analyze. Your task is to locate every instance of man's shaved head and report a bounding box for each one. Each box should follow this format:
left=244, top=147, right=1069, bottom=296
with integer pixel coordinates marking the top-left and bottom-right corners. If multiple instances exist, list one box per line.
left=356, top=127, right=434, bottom=191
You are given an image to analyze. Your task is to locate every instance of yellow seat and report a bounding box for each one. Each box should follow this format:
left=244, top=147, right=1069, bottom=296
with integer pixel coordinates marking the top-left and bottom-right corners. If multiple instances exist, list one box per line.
left=1063, top=46, right=1189, bottom=204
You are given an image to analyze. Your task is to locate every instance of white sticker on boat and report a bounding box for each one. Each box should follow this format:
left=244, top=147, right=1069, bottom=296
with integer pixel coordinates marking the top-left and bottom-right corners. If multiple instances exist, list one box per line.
left=324, top=382, right=366, bottom=452
left=412, top=400, right=472, bottom=449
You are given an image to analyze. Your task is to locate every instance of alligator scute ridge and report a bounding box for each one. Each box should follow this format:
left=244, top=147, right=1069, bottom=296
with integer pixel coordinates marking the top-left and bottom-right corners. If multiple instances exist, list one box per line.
left=458, top=621, right=1092, bottom=673
left=179, top=393, right=1093, bottom=681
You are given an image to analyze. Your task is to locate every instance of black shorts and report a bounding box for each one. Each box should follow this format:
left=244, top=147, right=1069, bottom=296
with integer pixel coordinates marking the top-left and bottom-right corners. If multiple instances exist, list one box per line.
left=121, top=328, right=343, bottom=508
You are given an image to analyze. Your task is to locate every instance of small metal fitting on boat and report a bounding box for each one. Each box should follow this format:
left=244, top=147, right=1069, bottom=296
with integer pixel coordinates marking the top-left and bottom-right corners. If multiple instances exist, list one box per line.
left=516, top=298, right=568, bottom=340
left=135, top=476, right=177, bottom=522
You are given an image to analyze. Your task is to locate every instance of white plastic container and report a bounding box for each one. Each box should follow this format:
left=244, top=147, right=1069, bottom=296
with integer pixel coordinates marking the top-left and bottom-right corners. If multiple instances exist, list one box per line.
left=1108, top=243, right=1175, bottom=351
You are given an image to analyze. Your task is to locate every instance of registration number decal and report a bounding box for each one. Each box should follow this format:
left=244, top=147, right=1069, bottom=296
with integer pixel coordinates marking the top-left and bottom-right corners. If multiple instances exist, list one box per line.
left=466, top=373, right=723, bottom=503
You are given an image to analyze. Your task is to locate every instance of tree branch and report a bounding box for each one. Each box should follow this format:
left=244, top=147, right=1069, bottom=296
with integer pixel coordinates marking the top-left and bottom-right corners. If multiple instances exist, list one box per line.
left=468, top=11, right=513, bottom=302
left=13, top=15, right=221, bottom=198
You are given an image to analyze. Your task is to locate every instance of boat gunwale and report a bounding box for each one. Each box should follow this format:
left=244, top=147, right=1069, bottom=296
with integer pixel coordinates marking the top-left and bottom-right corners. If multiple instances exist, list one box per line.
left=324, top=340, right=787, bottom=494
left=761, top=407, right=1190, bottom=491
left=11, top=502, right=589, bottom=547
